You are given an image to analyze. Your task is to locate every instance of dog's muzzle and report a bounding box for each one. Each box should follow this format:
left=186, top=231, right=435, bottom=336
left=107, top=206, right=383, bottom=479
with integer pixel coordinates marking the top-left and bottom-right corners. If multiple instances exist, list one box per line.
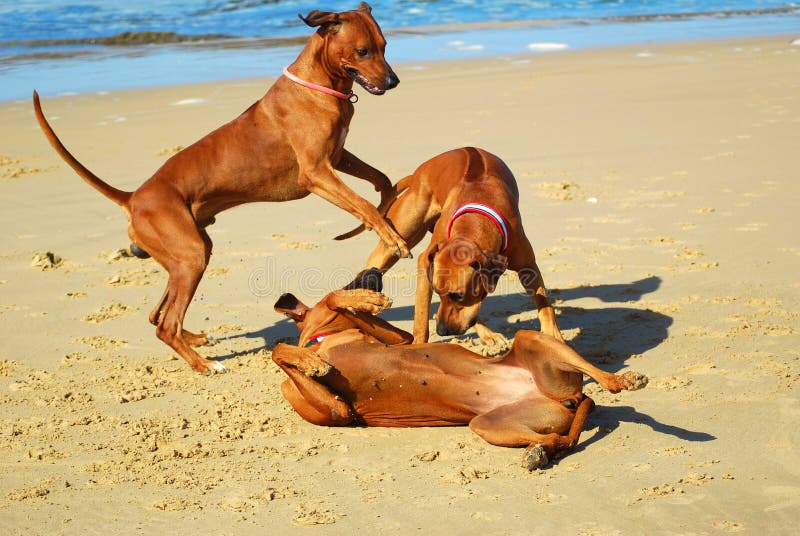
left=436, top=320, right=466, bottom=337
left=345, top=66, right=399, bottom=95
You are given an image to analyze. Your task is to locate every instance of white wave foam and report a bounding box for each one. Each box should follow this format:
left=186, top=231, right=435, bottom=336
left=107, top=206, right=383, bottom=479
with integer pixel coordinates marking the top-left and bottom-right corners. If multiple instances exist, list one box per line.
left=172, top=98, right=208, bottom=106
left=527, top=42, right=569, bottom=52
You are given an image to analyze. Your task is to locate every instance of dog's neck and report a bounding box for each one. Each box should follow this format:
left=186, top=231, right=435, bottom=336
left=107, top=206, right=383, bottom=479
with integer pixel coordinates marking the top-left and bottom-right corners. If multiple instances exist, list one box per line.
left=448, top=212, right=505, bottom=255
left=288, top=34, right=355, bottom=96
left=447, top=203, right=509, bottom=253
left=296, top=306, right=355, bottom=347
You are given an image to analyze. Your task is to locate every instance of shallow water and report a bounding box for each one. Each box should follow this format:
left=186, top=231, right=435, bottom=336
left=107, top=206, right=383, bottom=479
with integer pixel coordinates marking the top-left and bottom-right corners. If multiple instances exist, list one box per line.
left=2, top=1, right=799, bottom=101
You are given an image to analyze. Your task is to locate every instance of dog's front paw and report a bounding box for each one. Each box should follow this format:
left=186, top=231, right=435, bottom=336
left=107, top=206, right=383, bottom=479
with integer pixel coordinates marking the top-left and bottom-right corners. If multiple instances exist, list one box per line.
left=474, top=323, right=508, bottom=347
left=299, top=358, right=332, bottom=378
left=332, top=289, right=391, bottom=315
left=522, top=444, right=549, bottom=471
left=303, top=362, right=332, bottom=378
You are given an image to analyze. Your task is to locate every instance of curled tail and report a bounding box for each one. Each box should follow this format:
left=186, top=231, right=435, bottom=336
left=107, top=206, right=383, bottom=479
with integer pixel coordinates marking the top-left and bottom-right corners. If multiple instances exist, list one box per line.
left=334, top=175, right=413, bottom=241
left=32, top=90, right=131, bottom=209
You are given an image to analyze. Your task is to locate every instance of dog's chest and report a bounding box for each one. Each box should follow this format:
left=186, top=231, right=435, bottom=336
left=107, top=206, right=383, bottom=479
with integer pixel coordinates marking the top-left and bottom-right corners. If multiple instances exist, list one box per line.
left=336, top=126, right=349, bottom=152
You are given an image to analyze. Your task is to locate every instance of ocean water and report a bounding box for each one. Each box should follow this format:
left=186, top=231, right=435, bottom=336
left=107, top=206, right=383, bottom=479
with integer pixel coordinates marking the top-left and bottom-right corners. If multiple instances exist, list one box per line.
left=2, top=1, right=799, bottom=101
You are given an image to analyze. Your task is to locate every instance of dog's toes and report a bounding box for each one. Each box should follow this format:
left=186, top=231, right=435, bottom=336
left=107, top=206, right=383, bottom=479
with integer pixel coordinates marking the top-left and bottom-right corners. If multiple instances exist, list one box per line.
left=479, top=332, right=508, bottom=347
left=206, top=334, right=219, bottom=347
left=620, top=371, right=648, bottom=391
left=393, top=244, right=413, bottom=259
left=204, top=361, right=228, bottom=375
left=474, top=324, right=509, bottom=347
left=522, top=444, right=549, bottom=472
left=304, top=361, right=332, bottom=378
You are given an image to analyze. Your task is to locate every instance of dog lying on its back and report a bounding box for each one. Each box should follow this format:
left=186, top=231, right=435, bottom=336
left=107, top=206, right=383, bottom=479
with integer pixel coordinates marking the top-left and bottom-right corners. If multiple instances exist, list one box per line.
left=271, top=270, right=647, bottom=470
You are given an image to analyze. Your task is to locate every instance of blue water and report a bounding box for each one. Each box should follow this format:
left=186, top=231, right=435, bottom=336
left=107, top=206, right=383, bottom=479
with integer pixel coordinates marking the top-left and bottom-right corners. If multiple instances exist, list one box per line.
left=1, top=1, right=799, bottom=101
left=2, top=1, right=797, bottom=41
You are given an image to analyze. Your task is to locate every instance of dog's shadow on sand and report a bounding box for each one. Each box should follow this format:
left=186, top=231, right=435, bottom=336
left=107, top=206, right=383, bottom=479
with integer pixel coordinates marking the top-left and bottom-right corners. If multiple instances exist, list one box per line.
left=565, top=405, right=715, bottom=462
left=228, top=275, right=672, bottom=376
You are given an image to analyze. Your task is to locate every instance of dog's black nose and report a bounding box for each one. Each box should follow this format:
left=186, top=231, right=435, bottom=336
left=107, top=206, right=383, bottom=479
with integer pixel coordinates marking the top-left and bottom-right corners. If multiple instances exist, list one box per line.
left=436, top=321, right=461, bottom=337
left=386, top=71, right=399, bottom=90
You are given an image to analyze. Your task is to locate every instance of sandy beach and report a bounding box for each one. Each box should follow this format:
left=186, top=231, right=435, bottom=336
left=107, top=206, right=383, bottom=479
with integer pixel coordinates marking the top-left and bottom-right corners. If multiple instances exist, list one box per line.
left=1, top=35, right=799, bottom=534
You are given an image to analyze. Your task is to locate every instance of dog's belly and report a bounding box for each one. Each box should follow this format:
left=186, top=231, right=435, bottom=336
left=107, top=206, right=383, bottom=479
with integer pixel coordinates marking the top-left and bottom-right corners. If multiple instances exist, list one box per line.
left=322, top=343, right=543, bottom=427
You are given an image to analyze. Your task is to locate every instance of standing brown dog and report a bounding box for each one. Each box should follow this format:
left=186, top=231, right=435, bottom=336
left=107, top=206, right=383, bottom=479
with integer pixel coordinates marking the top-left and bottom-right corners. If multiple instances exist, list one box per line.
left=271, top=270, right=647, bottom=470
left=33, top=3, right=410, bottom=374
left=362, top=147, right=562, bottom=344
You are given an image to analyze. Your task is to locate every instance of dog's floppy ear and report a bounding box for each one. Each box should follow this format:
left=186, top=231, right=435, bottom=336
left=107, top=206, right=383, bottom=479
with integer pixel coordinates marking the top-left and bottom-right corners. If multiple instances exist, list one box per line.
left=298, top=10, right=342, bottom=33
left=473, top=253, right=508, bottom=294
left=424, top=242, right=442, bottom=282
left=343, top=268, right=383, bottom=292
left=358, top=2, right=372, bottom=13
left=274, top=293, right=310, bottom=323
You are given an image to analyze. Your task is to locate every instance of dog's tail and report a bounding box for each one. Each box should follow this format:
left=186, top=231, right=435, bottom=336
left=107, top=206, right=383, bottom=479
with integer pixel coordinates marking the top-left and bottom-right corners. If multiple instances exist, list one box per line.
left=33, top=91, right=132, bottom=210
left=334, top=175, right=412, bottom=241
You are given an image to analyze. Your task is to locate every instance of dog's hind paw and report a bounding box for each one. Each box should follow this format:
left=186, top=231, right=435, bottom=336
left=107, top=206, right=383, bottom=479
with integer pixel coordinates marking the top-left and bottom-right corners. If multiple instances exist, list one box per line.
left=522, top=444, right=549, bottom=471
left=129, top=242, right=150, bottom=259
left=619, top=371, right=648, bottom=391
left=203, top=361, right=228, bottom=375
left=206, top=334, right=219, bottom=347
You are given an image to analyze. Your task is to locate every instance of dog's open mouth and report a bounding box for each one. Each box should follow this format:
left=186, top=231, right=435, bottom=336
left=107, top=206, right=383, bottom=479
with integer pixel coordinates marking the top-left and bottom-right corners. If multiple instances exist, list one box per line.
left=344, top=66, right=386, bottom=95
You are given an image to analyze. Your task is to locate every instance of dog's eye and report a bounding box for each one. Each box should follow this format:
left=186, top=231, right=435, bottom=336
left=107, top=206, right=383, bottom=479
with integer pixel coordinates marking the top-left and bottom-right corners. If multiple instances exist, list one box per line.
left=448, top=292, right=464, bottom=302
left=355, top=47, right=369, bottom=57
left=470, top=261, right=481, bottom=271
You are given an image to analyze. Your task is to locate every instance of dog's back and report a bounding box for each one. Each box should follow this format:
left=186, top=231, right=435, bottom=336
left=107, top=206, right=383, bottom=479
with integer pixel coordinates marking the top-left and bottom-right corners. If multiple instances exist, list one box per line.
left=411, top=147, right=520, bottom=209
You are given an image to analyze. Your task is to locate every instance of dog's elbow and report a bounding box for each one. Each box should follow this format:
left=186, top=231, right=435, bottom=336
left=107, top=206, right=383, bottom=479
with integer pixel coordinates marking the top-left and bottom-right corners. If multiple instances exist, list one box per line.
left=398, top=331, right=414, bottom=345
left=297, top=172, right=314, bottom=190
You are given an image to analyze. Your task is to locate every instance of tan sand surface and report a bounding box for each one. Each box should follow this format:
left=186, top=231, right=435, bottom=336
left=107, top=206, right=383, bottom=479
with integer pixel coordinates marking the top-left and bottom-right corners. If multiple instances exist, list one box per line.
left=1, top=35, right=799, bottom=534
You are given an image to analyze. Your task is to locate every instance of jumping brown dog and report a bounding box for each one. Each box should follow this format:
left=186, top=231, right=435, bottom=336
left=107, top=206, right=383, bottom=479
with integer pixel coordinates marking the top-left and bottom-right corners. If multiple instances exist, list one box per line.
left=33, top=3, right=410, bottom=374
left=360, top=147, right=561, bottom=344
left=271, top=270, right=647, bottom=470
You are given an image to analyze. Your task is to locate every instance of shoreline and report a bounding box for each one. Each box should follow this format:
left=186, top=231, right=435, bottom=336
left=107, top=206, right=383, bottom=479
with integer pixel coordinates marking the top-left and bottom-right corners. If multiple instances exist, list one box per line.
left=12, top=33, right=798, bottom=109
left=7, top=6, right=797, bottom=47
left=5, top=11, right=799, bottom=102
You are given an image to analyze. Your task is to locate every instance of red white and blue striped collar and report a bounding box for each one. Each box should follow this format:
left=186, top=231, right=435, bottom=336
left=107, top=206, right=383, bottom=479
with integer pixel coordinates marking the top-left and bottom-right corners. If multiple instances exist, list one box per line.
left=304, top=333, right=330, bottom=347
left=446, top=203, right=510, bottom=253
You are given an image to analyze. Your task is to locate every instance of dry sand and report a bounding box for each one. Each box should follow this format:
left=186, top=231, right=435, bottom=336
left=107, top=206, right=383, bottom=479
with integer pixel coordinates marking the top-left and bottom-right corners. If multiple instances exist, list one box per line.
left=1, top=35, right=799, bottom=534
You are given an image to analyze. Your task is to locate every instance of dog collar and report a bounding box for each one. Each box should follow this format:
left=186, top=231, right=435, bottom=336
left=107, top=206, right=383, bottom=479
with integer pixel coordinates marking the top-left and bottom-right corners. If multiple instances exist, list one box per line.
left=447, top=203, right=510, bottom=253
left=304, top=333, right=330, bottom=347
left=282, top=67, right=358, bottom=103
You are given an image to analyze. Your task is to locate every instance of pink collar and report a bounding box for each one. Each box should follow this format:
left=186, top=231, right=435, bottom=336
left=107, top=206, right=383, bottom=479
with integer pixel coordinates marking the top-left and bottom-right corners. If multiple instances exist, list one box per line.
left=283, top=66, right=358, bottom=103
left=447, top=203, right=510, bottom=253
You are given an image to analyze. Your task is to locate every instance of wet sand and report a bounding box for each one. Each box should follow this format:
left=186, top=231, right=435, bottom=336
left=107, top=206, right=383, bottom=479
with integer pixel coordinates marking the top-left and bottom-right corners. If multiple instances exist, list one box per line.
left=1, top=35, right=799, bottom=533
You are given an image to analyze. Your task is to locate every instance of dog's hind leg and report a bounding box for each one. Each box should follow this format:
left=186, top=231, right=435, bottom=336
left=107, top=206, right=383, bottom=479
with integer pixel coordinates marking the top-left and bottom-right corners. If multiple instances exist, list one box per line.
left=512, top=330, right=648, bottom=394
left=468, top=396, right=593, bottom=470
left=130, top=197, right=224, bottom=373
left=148, top=288, right=211, bottom=347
